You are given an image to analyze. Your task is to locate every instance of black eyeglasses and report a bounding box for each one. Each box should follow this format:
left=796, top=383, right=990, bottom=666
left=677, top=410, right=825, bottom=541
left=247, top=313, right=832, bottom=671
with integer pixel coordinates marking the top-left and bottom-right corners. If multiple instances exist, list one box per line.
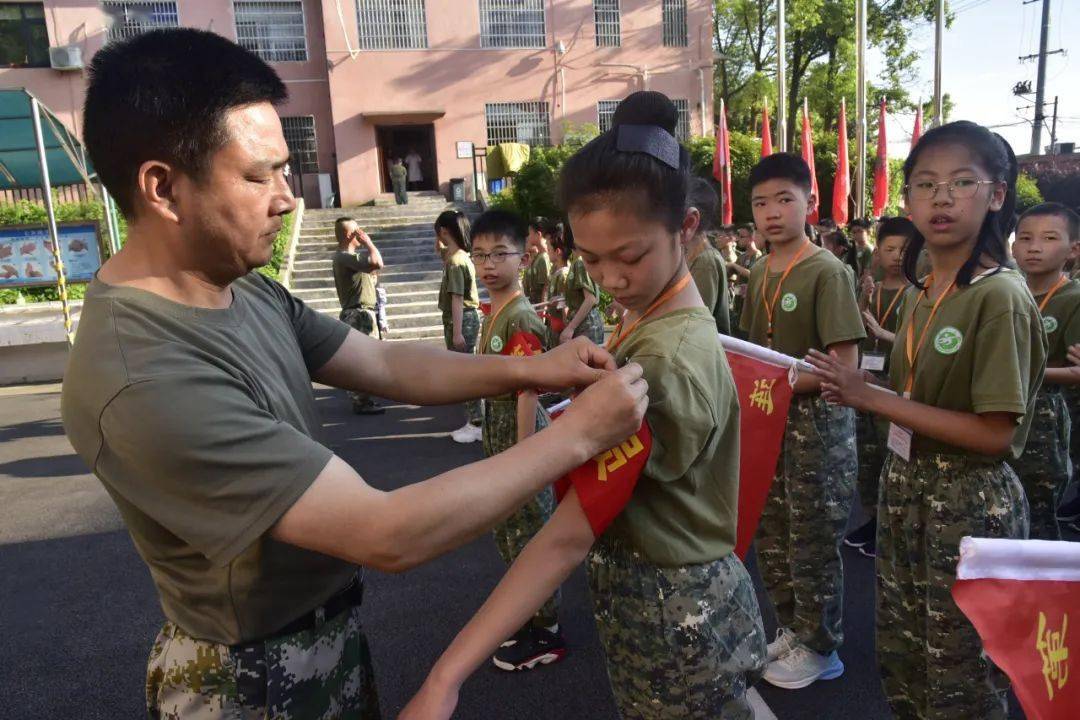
left=470, top=251, right=522, bottom=265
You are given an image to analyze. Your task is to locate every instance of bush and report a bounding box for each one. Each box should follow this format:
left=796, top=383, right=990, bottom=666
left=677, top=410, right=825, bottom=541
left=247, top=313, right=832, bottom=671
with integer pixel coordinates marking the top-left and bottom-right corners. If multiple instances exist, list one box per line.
left=1015, top=172, right=1044, bottom=214
left=257, top=211, right=295, bottom=282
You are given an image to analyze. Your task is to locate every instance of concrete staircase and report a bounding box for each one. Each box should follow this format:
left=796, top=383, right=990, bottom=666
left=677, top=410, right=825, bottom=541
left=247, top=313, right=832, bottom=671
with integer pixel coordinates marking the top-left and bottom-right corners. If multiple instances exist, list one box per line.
left=288, top=191, right=480, bottom=342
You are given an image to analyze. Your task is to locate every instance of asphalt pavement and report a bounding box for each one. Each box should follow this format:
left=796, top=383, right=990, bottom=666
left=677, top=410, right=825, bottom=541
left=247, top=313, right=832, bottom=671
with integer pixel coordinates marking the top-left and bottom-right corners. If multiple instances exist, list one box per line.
left=1, top=382, right=1040, bottom=719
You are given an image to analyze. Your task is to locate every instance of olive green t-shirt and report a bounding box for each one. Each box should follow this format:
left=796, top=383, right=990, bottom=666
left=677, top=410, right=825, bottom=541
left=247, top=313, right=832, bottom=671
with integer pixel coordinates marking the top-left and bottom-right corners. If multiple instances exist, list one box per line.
left=389, top=164, right=407, bottom=183
left=732, top=249, right=760, bottom=292
left=740, top=247, right=866, bottom=358
left=608, top=307, right=740, bottom=566
left=888, top=269, right=1047, bottom=459
left=564, top=256, right=598, bottom=317
left=332, top=250, right=377, bottom=310
left=857, top=245, right=874, bottom=277
left=689, top=244, right=731, bottom=335
left=438, top=249, right=479, bottom=321
left=549, top=266, right=568, bottom=298
left=479, top=294, right=551, bottom=401
left=523, top=252, right=552, bottom=304
left=1034, top=279, right=1080, bottom=368
left=860, top=282, right=907, bottom=371
left=61, top=273, right=353, bottom=645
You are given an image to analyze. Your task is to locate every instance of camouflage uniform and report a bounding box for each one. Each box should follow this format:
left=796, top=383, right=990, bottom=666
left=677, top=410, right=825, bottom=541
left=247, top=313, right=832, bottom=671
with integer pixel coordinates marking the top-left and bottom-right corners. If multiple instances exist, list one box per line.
left=876, top=453, right=1029, bottom=720
left=855, top=404, right=888, bottom=519
left=1009, top=388, right=1071, bottom=539
left=340, top=307, right=381, bottom=409
left=146, top=606, right=380, bottom=719
left=587, top=537, right=766, bottom=720
left=573, top=307, right=606, bottom=346
left=1066, top=385, right=1080, bottom=486
left=483, top=398, right=559, bottom=628
left=442, top=307, right=483, bottom=426
left=756, top=394, right=857, bottom=654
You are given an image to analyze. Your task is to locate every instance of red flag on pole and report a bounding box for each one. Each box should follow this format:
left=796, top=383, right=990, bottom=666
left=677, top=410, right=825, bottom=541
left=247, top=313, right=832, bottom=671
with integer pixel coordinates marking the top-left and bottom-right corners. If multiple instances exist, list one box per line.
left=833, top=97, right=850, bottom=226
left=953, top=538, right=1080, bottom=720
left=760, top=101, right=773, bottom=158
left=872, top=98, right=889, bottom=217
left=911, top=104, right=923, bottom=150
left=801, top=98, right=820, bottom=225
left=714, top=99, right=734, bottom=225
left=720, top=335, right=795, bottom=558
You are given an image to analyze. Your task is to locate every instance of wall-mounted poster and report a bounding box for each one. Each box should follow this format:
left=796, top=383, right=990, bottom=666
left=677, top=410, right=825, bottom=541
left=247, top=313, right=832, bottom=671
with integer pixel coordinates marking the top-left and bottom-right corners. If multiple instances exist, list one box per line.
left=0, top=222, right=103, bottom=288
left=456, top=141, right=474, bottom=159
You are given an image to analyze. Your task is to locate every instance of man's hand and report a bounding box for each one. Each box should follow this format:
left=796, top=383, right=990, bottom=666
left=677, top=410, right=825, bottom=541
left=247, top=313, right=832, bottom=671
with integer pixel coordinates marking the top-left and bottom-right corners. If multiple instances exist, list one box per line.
left=452, top=333, right=466, bottom=352
left=527, top=336, right=616, bottom=392
left=557, top=363, right=648, bottom=456
left=398, top=680, right=459, bottom=720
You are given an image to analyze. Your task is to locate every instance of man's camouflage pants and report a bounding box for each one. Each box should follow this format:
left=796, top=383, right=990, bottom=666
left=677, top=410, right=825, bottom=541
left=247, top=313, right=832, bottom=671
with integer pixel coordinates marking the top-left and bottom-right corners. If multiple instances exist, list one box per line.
left=877, top=452, right=1028, bottom=720
left=482, top=397, right=559, bottom=628
left=756, top=393, right=856, bottom=655
left=340, top=307, right=380, bottom=410
left=587, top=538, right=766, bottom=720
left=146, top=606, right=379, bottom=719
left=443, top=307, right=483, bottom=426
left=1009, top=388, right=1071, bottom=539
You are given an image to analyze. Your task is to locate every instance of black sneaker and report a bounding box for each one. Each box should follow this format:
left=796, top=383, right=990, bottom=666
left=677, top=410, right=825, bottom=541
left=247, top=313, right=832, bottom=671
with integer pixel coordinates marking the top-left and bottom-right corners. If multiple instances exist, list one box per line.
left=858, top=534, right=877, bottom=558
left=352, top=400, right=386, bottom=415
left=1057, top=494, right=1080, bottom=522
left=844, top=518, right=876, bottom=549
left=492, top=626, right=567, bottom=671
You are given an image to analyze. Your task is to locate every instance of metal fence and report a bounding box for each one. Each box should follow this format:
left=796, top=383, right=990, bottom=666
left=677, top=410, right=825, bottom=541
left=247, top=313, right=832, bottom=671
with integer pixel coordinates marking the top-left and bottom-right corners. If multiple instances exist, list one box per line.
left=1, top=184, right=95, bottom=207
left=485, top=102, right=550, bottom=147
left=674, top=98, right=690, bottom=142
left=281, top=116, right=319, bottom=173
left=356, top=0, right=428, bottom=49
left=593, top=0, right=620, bottom=47
left=479, top=0, right=545, bottom=49
left=662, top=0, right=687, bottom=47
left=102, top=1, right=179, bottom=42
left=234, top=1, right=308, bottom=62
left=597, top=100, right=619, bottom=133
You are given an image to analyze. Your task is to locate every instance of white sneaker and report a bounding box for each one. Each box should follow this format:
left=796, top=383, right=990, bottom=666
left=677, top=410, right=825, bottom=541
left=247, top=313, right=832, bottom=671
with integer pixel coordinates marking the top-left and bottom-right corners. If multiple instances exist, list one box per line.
left=762, top=643, right=845, bottom=689
left=450, top=423, right=482, bottom=443
left=766, top=627, right=800, bottom=662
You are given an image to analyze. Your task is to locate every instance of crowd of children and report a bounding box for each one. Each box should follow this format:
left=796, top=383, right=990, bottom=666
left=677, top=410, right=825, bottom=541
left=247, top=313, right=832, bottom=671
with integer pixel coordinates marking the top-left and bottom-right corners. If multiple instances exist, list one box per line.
left=398, top=90, right=1080, bottom=720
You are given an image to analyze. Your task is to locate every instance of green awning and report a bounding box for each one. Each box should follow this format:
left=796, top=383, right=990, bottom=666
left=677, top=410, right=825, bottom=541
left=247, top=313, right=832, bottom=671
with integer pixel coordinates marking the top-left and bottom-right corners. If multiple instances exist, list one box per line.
left=0, top=88, right=95, bottom=190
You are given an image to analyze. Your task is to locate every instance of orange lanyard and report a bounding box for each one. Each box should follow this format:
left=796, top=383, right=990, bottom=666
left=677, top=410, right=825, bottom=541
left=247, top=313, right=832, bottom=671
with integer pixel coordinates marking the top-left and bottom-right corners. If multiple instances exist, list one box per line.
left=607, top=273, right=692, bottom=352
left=875, top=283, right=904, bottom=327
left=903, top=277, right=955, bottom=394
left=761, top=242, right=812, bottom=347
left=1038, top=274, right=1068, bottom=314
left=481, top=291, right=522, bottom=353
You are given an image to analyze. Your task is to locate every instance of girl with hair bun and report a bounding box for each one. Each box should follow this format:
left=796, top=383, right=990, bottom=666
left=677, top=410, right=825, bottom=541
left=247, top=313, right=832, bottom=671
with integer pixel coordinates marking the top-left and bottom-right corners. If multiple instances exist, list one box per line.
left=402, top=91, right=766, bottom=720
left=808, top=121, right=1045, bottom=719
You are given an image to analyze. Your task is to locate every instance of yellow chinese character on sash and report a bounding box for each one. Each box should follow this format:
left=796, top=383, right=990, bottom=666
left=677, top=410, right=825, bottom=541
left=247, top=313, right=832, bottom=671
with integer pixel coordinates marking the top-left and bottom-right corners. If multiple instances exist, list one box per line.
left=593, top=433, right=645, bottom=483
left=749, top=378, right=776, bottom=415
left=1036, top=611, right=1069, bottom=701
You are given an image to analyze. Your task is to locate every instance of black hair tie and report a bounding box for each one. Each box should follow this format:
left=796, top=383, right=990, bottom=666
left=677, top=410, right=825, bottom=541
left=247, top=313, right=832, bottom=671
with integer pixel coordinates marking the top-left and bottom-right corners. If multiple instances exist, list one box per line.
left=615, top=125, right=680, bottom=170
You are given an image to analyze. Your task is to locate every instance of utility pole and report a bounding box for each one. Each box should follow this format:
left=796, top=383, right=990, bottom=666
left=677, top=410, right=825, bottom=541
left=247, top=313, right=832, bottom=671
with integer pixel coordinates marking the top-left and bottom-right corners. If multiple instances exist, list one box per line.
left=855, top=0, right=867, bottom=217
left=1022, top=0, right=1064, bottom=154
left=1049, top=95, right=1059, bottom=153
left=776, top=0, right=787, bottom=151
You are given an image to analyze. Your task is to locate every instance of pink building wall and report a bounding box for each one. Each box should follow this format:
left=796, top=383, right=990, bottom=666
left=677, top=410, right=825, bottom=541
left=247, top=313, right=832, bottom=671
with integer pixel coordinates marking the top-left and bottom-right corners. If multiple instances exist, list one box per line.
left=1, top=0, right=712, bottom=207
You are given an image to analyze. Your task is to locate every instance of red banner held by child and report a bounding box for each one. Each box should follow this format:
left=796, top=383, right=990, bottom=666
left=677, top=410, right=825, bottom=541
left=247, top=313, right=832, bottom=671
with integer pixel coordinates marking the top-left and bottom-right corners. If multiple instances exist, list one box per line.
left=502, top=330, right=544, bottom=358
left=953, top=537, right=1080, bottom=720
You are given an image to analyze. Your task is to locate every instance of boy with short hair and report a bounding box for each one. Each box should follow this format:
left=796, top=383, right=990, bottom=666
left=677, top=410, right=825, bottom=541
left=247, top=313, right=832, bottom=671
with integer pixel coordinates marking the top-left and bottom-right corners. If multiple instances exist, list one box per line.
left=332, top=217, right=385, bottom=414
left=849, top=218, right=875, bottom=278
left=469, top=209, right=566, bottom=670
left=728, top=222, right=762, bottom=337
left=740, top=153, right=865, bottom=689
left=1011, top=202, right=1080, bottom=539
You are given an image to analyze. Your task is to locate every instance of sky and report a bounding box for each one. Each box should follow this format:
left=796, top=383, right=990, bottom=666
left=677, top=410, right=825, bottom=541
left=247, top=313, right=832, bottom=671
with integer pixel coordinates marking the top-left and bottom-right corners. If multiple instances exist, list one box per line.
left=866, top=0, right=1079, bottom=158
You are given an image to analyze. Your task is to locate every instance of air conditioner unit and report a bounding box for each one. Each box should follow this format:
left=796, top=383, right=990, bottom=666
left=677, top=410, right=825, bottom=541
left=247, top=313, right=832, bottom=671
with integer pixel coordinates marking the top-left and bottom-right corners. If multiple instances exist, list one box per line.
left=49, top=45, right=84, bottom=71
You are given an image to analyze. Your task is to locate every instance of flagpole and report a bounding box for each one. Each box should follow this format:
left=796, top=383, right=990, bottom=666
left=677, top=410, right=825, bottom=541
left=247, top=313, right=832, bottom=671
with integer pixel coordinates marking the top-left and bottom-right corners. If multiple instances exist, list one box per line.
left=854, top=0, right=867, bottom=220
left=776, top=0, right=787, bottom=151
left=718, top=97, right=725, bottom=214
left=933, top=0, right=944, bottom=126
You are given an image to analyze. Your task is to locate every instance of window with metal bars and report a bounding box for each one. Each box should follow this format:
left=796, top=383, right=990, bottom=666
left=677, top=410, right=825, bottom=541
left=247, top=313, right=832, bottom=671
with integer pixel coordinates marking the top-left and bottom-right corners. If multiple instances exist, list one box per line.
left=662, top=0, right=687, bottom=47
left=593, top=0, right=619, bottom=47
left=0, top=3, right=49, bottom=68
left=234, top=1, right=307, bottom=62
left=597, top=100, right=619, bottom=133
left=478, top=0, right=544, bottom=49
left=485, top=102, right=550, bottom=147
left=673, top=99, right=690, bottom=142
left=281, top=116, right=318, bottom=173
left=102, top=1, right=178, bottom=42
left=356, top=0, right=427, bottom=49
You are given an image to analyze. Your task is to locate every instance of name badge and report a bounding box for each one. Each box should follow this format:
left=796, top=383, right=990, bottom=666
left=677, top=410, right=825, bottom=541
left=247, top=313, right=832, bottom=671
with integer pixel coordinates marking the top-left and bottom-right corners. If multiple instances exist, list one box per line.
left=860, top=353, right=886, bottom=372
left=887, top=422, right=913, bottom=462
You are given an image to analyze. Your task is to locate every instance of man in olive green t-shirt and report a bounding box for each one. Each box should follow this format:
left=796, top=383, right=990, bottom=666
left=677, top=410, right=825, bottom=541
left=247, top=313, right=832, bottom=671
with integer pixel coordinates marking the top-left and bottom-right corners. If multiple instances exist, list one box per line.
left=333, top=217, right=384, bottom=414
left=61, top=29, right=647, bottom=719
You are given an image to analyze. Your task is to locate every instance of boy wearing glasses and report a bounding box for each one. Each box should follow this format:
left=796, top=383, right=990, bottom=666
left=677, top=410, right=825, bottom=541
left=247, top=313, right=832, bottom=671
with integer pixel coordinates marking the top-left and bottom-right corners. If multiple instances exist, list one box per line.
left=470, top=210, right=567, bottom=670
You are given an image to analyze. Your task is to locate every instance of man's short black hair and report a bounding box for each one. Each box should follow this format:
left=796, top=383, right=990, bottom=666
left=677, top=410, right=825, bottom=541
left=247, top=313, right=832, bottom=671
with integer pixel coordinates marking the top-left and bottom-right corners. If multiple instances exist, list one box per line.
left=83, top=28, right=287, bottom=217
left=470, top=209, right=528, bottom=251
left=1019, top=202, right=1080, bottom=241
left=749, top=153, right=813, bottom=194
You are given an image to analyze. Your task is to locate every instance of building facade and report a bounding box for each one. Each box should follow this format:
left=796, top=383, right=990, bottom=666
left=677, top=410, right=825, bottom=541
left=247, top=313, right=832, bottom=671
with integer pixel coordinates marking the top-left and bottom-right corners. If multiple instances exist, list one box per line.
left=0, top=0, right=713, bottom=206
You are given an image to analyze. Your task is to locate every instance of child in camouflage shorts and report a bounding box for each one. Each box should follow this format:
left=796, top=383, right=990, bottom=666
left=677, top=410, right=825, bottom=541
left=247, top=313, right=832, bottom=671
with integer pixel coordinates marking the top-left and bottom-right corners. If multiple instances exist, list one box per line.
left=469, top=209, right=565, bottom=670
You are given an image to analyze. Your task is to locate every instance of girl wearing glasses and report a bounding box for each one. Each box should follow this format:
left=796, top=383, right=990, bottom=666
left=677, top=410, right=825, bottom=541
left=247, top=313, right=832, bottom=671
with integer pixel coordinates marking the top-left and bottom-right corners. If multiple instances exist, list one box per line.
left=807, top=121, right=1044, bottom=719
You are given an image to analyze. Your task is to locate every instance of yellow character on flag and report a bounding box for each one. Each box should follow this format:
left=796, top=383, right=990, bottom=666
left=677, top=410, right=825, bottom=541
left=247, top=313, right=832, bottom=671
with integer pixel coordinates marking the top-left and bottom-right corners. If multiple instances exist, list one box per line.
left=749, top=378, right=776, bottom=415
left=593, top=433, right=645, bottom=483
left=1036, top=610, right=1069, bottom=700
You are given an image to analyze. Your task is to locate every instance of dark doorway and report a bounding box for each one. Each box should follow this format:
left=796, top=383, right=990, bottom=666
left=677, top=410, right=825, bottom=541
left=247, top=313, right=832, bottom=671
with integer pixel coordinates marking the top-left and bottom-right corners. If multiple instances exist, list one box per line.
left=376, top=124, right=438, bottom=193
